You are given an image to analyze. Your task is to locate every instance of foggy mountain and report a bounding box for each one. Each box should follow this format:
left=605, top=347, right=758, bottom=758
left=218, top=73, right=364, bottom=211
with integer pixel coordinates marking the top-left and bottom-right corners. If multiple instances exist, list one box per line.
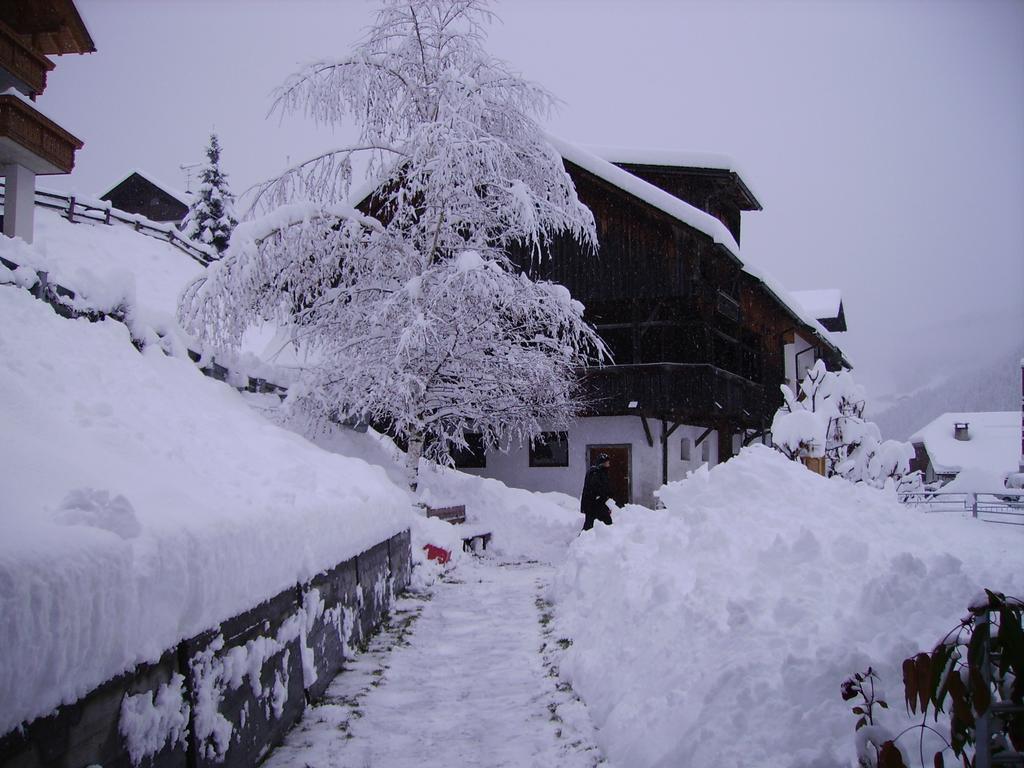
left=869, top=341, right=1023, bottom=441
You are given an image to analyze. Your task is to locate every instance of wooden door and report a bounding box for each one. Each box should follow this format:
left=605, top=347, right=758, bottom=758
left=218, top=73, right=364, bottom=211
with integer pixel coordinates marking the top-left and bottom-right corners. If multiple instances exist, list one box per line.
left=587, top=444, right=631, bottom=506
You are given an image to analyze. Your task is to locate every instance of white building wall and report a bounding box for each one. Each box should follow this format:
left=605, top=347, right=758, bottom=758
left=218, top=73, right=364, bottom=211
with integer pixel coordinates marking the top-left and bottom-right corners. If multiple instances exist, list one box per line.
left=461, top=416, right=719, bottom=508
left=2, top=163, right=36, bottom=243
left=783, top=331, right=815, bottom=391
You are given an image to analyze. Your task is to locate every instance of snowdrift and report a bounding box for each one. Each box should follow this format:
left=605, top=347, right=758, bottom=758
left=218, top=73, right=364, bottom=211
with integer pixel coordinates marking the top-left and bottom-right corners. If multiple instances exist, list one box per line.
left=10, top=208, right=204, bottom=319
left=0, top=285, right=413, bottom=736
left=551, top=446, right=1024, bottom=768
left=290, top=417, right=585, bottom=566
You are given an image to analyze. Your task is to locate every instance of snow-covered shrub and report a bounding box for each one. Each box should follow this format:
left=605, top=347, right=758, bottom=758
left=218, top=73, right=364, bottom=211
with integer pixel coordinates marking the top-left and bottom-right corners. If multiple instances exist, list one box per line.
left=772, top=360, right=914, bottom=488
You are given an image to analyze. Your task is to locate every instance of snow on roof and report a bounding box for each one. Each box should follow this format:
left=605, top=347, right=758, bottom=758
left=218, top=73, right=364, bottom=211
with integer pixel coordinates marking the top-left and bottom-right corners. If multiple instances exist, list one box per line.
left=99, top=168, right=194, bottom=207
left=909, top=411, right=1021, bottom=477
left=740, top=259, right=846, bottom=363
left=548, top=136, right=846, bottom=366
left=791, top=289, right=843, bottom=321
left=548, top=136, right=741, bottom=256
left=586, top=144, right=763, bottom=207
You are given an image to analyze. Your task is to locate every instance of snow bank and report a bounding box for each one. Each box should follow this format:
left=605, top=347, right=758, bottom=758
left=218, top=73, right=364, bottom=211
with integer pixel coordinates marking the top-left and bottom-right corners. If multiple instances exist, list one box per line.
left=550, top=445, right=1024, bottom=768
left=0, top=286, right=413, bottom=736
left=417, top=463, right=582, bottom=564
left=8, top=208, right=204, bottom=319
left=270, top=408, right=585, bottom=566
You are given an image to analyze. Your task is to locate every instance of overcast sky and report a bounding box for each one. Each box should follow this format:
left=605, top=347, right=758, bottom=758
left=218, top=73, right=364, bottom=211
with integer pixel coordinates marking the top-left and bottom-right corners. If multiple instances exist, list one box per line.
left=40, top=0, right=1024, bottom=403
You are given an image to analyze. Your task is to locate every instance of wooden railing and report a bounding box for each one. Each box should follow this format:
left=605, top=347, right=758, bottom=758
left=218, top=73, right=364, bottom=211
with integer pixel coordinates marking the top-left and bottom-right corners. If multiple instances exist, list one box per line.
left=0, top=179, right=218, bottom=267
left=0, top=19, right=53, bottom=95
left=582, top=362, right=764, bottom=424
left=0, top=94, right=81, bottom=173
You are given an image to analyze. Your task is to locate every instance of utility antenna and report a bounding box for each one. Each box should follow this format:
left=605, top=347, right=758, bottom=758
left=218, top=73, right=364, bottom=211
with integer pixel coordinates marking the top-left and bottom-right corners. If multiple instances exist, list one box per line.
left=179, top=161, right=202, bottom=193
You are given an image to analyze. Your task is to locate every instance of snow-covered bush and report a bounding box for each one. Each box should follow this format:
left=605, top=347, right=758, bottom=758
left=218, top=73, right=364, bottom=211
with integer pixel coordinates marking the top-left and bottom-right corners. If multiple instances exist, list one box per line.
left=772, top=360, right=914, bottom=487
left=182, top=133, right=236, bottom=253
left=180, top=0, right=604, bottom=489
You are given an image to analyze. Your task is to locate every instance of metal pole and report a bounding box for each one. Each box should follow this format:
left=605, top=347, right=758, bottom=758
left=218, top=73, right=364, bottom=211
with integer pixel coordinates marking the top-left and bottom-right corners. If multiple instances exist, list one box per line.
left=1019, top=358, right=1023, bottom=473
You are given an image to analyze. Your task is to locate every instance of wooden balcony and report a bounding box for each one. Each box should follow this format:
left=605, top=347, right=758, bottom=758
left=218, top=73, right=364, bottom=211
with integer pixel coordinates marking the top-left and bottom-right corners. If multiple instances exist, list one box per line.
left=0, top=93, right=82, bottom=174
left=580, top=363, right=765, bottom=426
left=0, top=19, right=53, bottom=96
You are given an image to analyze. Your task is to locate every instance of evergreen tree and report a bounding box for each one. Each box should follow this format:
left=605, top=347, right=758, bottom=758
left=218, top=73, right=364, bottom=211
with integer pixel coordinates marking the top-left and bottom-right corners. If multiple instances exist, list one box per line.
left=183, top=133, right=236, bottom=253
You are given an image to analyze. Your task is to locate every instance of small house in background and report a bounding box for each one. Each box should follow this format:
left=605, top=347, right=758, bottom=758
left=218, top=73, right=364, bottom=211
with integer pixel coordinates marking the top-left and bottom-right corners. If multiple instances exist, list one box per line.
left=909, top=411, right=1020, bottom=487
left=0, top=0, right=94, bottom=243
left=99, top=170, right=192, bottom=224
left=791, top=289, right=847, bottom=333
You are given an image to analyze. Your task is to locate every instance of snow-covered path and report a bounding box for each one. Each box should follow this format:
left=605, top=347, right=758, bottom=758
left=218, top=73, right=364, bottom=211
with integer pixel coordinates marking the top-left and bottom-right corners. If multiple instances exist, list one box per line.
left=264, top=558, right=606, bottom=768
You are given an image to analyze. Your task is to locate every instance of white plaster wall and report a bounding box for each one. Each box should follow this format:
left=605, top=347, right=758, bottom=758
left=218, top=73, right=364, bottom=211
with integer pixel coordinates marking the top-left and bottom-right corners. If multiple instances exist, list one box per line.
left=461, top=416, right=719, bottom=508
left=783, top=332, right=815, bottom=390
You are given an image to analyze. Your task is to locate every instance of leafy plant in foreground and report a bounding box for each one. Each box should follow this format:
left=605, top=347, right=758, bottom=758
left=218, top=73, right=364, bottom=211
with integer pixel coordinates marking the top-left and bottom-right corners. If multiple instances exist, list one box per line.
left=844, top=590, right=1024, bottom=768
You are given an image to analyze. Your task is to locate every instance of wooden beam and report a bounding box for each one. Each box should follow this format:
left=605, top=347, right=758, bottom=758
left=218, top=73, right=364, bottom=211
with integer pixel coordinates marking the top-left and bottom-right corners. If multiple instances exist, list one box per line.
left=661, top=419, right=669, bottom=487
left=694, top=427, right=714, bottom=447
left=639, top=415, right=654, bottom=448
left=664, top=420, right=682, bottom=439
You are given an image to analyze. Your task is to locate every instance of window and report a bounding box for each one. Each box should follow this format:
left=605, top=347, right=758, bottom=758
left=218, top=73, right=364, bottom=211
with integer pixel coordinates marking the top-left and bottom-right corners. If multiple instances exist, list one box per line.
left=529, top=431, right=569, bottom=467
left=701, top=439, right=711, bottom=463
left=680, top=437, right=691, bottom=461
left=452, top=433, right=486, bottom=468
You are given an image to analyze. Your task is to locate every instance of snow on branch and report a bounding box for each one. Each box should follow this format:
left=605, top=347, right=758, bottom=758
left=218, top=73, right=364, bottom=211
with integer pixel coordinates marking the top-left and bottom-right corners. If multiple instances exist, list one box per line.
left=181, top=0, right=603, bottom=491
left=771, top=360, right=915, bottom=489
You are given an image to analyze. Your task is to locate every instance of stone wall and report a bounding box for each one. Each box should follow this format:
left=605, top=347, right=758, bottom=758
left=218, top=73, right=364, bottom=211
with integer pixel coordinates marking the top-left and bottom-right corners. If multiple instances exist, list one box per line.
left=0, top=529, right=412, bottom=768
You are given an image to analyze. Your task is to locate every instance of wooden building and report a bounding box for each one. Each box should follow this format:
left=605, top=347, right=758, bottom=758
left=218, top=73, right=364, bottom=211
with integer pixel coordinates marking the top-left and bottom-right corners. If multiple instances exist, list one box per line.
left=100, top=170, right=192, bottom=224
left=459, top=140, right=848, bottom=507
left=0, top=0, right=93, bottom=243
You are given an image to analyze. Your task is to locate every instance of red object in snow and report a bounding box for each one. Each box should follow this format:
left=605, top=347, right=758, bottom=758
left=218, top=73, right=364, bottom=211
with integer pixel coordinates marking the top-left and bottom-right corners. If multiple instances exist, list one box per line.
left=423, top=544, right=451, bottom=564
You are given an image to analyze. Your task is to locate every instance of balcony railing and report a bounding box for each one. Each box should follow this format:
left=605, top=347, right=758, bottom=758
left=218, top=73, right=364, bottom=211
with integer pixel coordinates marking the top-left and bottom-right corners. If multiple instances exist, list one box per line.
left=580, top=363, right=764, bottom=425
left=0, top=20, right=53, bottom=96
left=0, top=93, right=82, bottom=174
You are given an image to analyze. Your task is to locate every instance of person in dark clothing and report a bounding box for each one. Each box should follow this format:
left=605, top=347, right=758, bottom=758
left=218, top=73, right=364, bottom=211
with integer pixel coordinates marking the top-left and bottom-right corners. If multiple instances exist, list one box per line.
left=580, top=453, right=613, bottom=530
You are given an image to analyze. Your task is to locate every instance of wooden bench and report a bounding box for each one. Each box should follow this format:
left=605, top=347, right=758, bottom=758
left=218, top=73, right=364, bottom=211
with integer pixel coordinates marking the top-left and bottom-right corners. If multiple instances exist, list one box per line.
left=426, top=505, right=492, bottom=553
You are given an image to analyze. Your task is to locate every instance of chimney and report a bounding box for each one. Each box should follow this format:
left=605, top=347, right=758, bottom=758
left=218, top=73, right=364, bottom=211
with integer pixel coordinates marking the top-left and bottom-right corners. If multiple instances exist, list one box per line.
left=954, top=422, right=970, bottom=441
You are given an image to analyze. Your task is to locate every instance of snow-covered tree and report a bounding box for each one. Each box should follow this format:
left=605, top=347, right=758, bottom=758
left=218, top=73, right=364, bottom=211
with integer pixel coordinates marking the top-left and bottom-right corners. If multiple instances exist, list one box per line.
left=182, top=133, right=237, bottom=253
left=771, top=360, right=914, bottom=488
left=179, top=0, right=604, bottom=490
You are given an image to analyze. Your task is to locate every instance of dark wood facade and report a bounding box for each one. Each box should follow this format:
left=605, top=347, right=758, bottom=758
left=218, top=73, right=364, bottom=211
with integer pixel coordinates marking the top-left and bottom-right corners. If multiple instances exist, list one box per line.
left=0, top=0, right=91, bottom=178
left=612, top=162, right=762, bottom=245
left=515, top=157, right=845, bottom=461
left=0, top=1, right=96, bottom=57
left=0, top=92, right=81, bottom=174
left=101, top=172, right=190, bottom=223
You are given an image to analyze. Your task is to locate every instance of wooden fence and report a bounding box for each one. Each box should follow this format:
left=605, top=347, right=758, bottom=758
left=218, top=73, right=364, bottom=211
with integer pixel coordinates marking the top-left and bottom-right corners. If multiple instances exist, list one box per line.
left=0, top=180, right=218, bottom=267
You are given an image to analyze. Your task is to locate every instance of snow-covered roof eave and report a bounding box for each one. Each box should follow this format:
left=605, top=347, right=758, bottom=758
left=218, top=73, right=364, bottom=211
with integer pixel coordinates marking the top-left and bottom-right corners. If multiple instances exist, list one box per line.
left=98, top=169, right=194, bottom=208
left=548, top=136, right=849, bottom=368
left=740, top=262, right=850, bottom=369
left=546, top=135, right=742, bottom=258
left=586, top=144, right=763, bottom=211
left=908, top=412, right=1022, bottom=477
